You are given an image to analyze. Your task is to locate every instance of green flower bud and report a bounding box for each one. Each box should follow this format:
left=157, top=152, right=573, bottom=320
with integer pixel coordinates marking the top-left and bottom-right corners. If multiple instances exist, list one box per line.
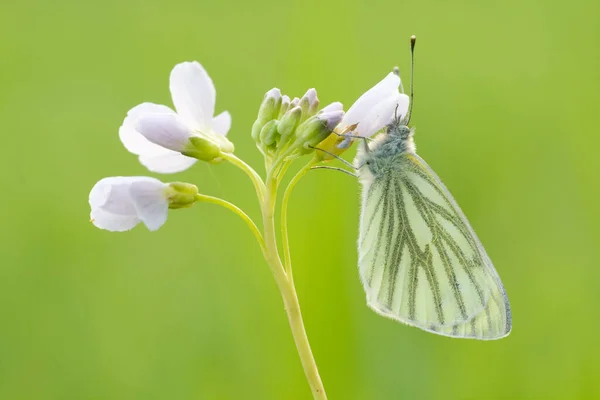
left=259, top=88, right=282, bottom=121
left=277, top=106, right=302, bottom=144
left=293, top=110, right=344, bottom=155
left=182, top=136, right=222, bottom=162
left=251, top=119, right=264, bottom=143
left=252, top=88, right=282, bottom=143
left=278, top=95, right=291, bottom=119
left=167, top=182, right=199, bottom=209
left=260, top=119, right=280, bottom=147
left=299, top=88, right=318, bottom=121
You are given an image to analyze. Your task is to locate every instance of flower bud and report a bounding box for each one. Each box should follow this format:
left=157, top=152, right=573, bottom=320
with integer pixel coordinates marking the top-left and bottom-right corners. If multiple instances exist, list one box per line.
left=277, top=106, right=302, bottom=144
left=251, top=119, right=264, bottom=143
left=167, top=182, right=199, bottom=209
left=278, top=95, right=291, bottom=118
left=252, top=88, right=282, bottom=142
left=299, top=89, right=319, bottom=121
left=319, top=101, right=343, bottom=114
left=293, top=110, right=344, bottom=155
left=259, top=120, right=280, bottom=147
left=259, top=88, right=282, bottom=121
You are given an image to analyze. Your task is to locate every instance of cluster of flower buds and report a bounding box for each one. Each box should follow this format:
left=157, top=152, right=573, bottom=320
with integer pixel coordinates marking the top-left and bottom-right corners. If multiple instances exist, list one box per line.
left=251, top=88, right=344, bottom=164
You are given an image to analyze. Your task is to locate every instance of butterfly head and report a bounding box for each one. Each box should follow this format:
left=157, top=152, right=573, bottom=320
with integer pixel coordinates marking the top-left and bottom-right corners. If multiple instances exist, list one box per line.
left=386, top=117, right=413, bottom=140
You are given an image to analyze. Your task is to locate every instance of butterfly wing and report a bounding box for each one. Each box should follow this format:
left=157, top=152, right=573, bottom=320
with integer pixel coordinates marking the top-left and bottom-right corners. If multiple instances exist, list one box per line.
left=358, top=152, right=511, bottom=339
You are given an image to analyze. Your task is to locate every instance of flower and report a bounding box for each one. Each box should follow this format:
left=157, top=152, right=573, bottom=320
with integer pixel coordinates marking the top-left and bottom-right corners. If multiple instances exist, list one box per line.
left=315, top=72, right=409, bottom=160
left=119, top=62, right=233, bottom=173
left=339, top=72, right=409, bottom=138
left=89, top=177, right=170, bottom=232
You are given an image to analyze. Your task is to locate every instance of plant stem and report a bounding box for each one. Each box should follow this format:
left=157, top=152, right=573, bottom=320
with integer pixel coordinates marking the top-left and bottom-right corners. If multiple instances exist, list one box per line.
left=194, top=194, right=266, bottom=254
left=224, top=152, right=326, bottom=398
left=281, top=159, right=318, bottom=276
left=221, top=152, right=266, bottom=202
left=261, top=177, right=327, bottom=400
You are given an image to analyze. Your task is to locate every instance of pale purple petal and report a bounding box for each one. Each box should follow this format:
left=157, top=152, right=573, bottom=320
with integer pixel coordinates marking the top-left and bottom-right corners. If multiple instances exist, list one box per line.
left=319, top=110, right=345, bottom=131
left=129, top=180, right=169, bottom=231
left=119, top=103, right=177, bottom=155
left=89, top=177, right=166, bottom=232
left=319, top=102, right=344, bottom=114
left=135, top=113, right=193, bottom=152
left=119, top=103, right=197, bottom=174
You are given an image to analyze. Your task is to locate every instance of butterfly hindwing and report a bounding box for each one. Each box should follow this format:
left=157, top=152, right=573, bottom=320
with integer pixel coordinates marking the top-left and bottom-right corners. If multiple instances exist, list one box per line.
left=358, top=152, right=511, bottom=339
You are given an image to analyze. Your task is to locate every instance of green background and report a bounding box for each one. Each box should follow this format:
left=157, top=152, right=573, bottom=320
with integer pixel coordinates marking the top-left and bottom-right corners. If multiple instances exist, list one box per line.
left=1, top=0, right=599, bottom=398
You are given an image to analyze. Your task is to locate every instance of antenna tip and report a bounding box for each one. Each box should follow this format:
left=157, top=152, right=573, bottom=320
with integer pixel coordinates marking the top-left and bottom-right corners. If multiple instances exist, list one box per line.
left=410, top=35, right=416, bottom=48
left=392, top=66, right=400, bottom=76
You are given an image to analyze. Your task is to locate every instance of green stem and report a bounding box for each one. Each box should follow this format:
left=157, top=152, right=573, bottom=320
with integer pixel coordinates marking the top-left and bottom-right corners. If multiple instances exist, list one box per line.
left=281, top=158, right=318, bottom=276
left=261, top=177, right=327, bottom=400
left=194, top=194, right=266, bottom=255
left=223, top=153, right=326, bottom=398
left=221, top=152, right=266, bottom=202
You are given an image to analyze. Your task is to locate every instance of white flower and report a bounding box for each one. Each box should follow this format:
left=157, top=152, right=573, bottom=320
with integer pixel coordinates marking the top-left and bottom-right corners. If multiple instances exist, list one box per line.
left=119, top=62, right=233, bottom=173
left=89, top=177, right=170, bottom=232
left=339, top=72, right=409, bottom=137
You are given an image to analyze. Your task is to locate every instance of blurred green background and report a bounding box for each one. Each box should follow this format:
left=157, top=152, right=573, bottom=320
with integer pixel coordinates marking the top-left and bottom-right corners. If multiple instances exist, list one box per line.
left=1, top=0, right=599, bottom=398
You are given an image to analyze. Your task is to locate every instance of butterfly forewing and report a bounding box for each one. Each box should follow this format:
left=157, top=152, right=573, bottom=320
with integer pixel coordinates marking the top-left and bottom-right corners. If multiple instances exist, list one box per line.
left=358, top=153, right=511, bottom=339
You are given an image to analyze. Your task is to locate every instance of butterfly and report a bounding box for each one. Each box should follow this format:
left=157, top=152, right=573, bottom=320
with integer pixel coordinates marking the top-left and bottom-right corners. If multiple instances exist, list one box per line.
left=353, top=37, right=511, bottom=339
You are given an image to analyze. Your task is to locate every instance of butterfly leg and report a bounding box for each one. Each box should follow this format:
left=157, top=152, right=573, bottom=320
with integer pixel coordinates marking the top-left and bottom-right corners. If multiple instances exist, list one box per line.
left=310, top=165, right=357, bottom=178
left=331, top=132, right=373, bottom=150
left=308, top=145, right=357, bottom=170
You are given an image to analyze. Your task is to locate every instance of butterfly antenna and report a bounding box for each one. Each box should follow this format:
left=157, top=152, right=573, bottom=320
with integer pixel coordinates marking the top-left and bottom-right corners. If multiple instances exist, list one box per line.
left=405, top=35, right=416, bottom=125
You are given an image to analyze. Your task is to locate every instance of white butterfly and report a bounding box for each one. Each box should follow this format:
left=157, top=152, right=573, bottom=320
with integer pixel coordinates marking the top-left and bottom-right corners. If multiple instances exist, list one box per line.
left=350, top=37, right=511, bottom=340
left=354, top=115, right=511, bottom=340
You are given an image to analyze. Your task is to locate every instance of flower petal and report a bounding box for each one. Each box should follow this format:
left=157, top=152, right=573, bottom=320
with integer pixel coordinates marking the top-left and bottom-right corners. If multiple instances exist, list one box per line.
left=91, top=208, right=141, bottom=232
left=319, top=102, right=344, bottom=114
left=89, top=177, right=161, bottom=232
left=129, top=179, right=169, bottom=231
left=120, top=103, right=177, bottom=154
left=394, top=93, right=410, bottom=121
left=170, top=61, right=216, bottom=132
left=212, top=111, right=231, bottom=136
left=90, top=177, right=137, bottom=214
left=120, top=103, right=197, bottom=174
left=355, top=93, right=409, bottom=137
left=139, top=152, right=197, bottom=174
left=341, top=72, right=401, bottom=130
left=319, top=110, right=345, bottom=131
left=135, top=113, right=193, bottom=152
left=90, top=209, right=141, bottom=232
